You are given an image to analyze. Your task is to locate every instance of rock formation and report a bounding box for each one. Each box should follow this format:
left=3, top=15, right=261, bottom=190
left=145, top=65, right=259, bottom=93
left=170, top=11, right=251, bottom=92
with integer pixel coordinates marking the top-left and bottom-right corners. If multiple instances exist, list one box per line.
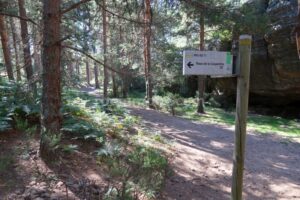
left=218, top=0, right=300, bottom=108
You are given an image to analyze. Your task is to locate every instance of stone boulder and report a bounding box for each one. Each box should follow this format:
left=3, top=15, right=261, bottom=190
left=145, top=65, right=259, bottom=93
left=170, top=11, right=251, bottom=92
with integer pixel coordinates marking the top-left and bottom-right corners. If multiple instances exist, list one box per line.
left=217, top=0, right=300, bottom=107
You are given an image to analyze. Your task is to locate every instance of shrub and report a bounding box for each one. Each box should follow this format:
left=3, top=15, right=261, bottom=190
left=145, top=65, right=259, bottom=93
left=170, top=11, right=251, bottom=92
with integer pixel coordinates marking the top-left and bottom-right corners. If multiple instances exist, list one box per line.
left=153, top=93, right=184, bottom=115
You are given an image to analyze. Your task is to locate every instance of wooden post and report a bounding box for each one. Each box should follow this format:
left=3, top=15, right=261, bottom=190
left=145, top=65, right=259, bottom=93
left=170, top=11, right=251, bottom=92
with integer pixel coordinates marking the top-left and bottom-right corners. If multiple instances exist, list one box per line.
left=231, top=35, right=252, bottom=200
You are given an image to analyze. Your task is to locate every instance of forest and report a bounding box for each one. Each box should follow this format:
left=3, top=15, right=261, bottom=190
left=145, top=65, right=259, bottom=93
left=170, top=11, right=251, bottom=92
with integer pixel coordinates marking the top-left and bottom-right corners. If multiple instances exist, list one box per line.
left=1, top=0, right=300, bottom=199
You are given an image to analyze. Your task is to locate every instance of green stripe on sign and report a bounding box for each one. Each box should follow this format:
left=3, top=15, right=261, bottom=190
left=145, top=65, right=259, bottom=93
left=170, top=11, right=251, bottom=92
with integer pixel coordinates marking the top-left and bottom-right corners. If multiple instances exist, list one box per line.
left=226, top=52, right=232, bottom=64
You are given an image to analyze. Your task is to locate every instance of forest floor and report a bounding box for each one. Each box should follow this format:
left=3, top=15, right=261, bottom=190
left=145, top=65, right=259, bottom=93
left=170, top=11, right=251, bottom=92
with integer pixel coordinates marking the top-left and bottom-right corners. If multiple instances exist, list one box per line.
left=0, top=130, right=109, bottom=199
left=1, top=87, right=300, bottom=200
left=128, top=106, right=300, bottom=200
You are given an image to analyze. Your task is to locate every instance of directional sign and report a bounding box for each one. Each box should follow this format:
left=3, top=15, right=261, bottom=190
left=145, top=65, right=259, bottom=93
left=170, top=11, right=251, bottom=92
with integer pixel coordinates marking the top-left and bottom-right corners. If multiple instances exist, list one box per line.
left=183, top=50, right=233, bottom=76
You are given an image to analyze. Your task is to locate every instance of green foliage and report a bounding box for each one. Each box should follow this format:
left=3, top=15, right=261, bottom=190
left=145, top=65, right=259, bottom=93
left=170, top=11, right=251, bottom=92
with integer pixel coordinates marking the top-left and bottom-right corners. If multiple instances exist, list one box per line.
left=232, top=1, right=269, bottom=36
left=94, top=141, right=122, bottom=158
left=14, top=117, right=29, bottom=131
left=153, top=93, right=184, bottom=115
left=0, top=79, right=40, bottom=132
left=62, top=144, right=79, bottom=153
left=180, top=98, right=300, bottom=137
left=48, top=133, right=62, bottom=150
left=98, top=144, right=168, bottom=200
left=0, top=121, right=11, bottom=132
left=62, top=116, right=105, bottom=143
left=0, top=155, right=13, bottom=172
left=128, top=147, right=167, bottom=170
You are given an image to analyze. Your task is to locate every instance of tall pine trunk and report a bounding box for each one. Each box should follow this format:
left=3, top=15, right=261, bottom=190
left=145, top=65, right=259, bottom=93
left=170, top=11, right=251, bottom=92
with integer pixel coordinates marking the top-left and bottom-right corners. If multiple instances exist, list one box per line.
left=94, top=61, right=100, bottom=89
left=9, top=18, right=21, bottom=81
left=197, top=13, right=205, bottom=114
left=40, top=0, right=61, bottom=160
left=144, top=0, right=153, bottom=108
left=0, top=15, right=14, bottom=80
left=18, top=0, right=36, bottom=95
left=102, top=0, right=108, bottom=101
left=32, top=24, right=42, bottom=75
left=119, top=21, right=129, bottom=98
left=122, top=65, right=129, bottom=98
left=86, top=59, right=90, bottom=85
left=93, top=46, right=100, bottom=89
left=112, top=71, right=117, bottom=97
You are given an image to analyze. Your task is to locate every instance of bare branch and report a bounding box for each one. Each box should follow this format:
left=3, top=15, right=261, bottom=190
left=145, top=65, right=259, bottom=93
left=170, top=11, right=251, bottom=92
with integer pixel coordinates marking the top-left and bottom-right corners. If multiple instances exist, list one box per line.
left=61, top=0, right=93, bottom=15
left=0, top=12, right=37, bottom=25
left=96, top=3, right=146, bottom=26
left=62, top=45, right=133, bottom=76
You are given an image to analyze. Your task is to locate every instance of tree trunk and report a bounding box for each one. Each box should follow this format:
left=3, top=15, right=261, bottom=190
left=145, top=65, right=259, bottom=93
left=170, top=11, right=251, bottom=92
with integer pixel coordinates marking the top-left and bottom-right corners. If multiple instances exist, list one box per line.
left=197, top=13, right=205, bottom=114
left=119, top=21, right=128, bottom=98
left=76, top=60, right=80, bottom=77
left=86, top=59, right=90, bottom=85
left=93, top=45, right=100, bottom=89
left=9, top=18, right=21, bottom=81
left=40, top=0, right=61, bottom=161
left=122, top=66, right=129, bottom=98
left=32, top=23, right=42, bottom=75
left=94, top=61, right=100, bottom=89
left=295, top=2, right=300, bottom=59
left=112, top=71, right=117, bottom=97
left=0, top=15, right=14, bottom=80
left=18, top=0, right=36, bottom=94
left=144, top=0, right=153, bottom=108
left=102, top=0, right=108, bottom=101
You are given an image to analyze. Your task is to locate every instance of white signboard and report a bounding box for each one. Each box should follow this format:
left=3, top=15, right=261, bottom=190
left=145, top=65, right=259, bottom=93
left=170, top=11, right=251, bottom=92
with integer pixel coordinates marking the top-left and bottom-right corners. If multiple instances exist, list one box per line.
left=183, top=50, right=233, bottom=76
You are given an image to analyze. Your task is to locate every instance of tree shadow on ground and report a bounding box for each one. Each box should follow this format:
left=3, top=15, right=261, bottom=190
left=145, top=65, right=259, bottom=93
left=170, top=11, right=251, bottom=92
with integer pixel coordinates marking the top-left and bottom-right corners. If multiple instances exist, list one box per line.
left=0, top=131, right=27, bottom=198
left=129, top=107, right=300, bottom=200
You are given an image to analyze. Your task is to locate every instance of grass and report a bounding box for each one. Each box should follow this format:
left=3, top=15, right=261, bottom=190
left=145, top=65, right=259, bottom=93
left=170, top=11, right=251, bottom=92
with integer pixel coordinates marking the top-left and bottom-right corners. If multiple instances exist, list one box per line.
left=125, top=95, right=300, bottom=138
left=62, top=89, right=169, bottom=199
left=181, top=98, right=300, bottom=137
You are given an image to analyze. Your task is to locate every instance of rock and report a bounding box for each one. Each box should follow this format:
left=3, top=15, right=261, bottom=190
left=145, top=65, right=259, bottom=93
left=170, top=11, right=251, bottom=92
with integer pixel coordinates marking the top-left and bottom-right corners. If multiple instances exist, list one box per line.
left=34, top=198, right=45, bottom=200
left=50, top=193, right=60, bottom=200
left=29, top=180, right=37, bottom=186
left=217, top=0, right=300, bottom=110
left=56, top=181, right=64, bottom=188
left=15, top=188, right=24, bottom=195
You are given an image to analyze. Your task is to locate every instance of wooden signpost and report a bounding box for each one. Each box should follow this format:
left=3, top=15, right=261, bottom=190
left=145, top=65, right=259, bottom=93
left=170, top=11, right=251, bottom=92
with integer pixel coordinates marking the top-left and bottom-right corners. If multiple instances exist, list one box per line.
left=183, top=35, right=252, bottom=200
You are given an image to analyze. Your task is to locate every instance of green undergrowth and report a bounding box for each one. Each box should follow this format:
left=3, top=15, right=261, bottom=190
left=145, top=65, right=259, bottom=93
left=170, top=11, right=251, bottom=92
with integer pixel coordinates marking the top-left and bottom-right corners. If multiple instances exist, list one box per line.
left=62, top=89, right=169, bottom=199
left=124, top=93, right=300, bottom=138
left=0, top=79, right=39, bottom=132
left=0, top=79, right=169, bottom=199
left=181, top=98, right=300, bottom=137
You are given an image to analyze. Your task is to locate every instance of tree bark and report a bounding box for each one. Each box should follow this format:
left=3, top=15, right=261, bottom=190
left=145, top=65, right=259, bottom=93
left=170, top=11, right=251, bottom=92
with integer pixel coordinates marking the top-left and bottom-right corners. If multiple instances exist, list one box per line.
left=122, top=65, right=129, bottom=98
left=295, top=1, right=300, bottom=59
left=18, top=0, right=36, bottom=94
left=40, top=0, right=61, bottom=160
left=197, top=13, right=205, bottom=114
left=76, top=60, right=80, bottom=77
left=102, top=0, right=108, bottom=101
left=9, top=18, right=21, bottom=81
left=32, top=23, right=42, bottom=75
left=144, top=0, right=153, bottom=108
left=94, top=61, right=100, bottom=89
left=0, top=15, right=14, bottom=80
left=93, top=45, right=100, bottom=89
left=86, top=59, right=90, bottom=85
left=112, top=71, right=117, bottom=97
left=119, top=20, right=129, bottom=98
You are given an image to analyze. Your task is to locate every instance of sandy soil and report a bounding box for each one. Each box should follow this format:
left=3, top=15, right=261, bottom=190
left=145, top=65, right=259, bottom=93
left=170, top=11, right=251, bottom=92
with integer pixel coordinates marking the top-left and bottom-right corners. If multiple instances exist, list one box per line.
left=0, top=131, right=108, bottom=199
left=129, top=107, right=300, bottom=200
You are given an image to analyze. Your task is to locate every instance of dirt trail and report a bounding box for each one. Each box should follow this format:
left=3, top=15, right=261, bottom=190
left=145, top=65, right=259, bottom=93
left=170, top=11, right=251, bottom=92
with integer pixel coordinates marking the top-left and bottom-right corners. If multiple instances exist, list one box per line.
left=128, top=107, right=300, bottom=200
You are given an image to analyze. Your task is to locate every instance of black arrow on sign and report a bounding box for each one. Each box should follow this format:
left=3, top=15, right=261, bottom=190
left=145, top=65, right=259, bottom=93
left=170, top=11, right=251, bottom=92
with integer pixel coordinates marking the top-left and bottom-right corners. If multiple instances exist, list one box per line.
left=187, top=62, right=194, bottom=68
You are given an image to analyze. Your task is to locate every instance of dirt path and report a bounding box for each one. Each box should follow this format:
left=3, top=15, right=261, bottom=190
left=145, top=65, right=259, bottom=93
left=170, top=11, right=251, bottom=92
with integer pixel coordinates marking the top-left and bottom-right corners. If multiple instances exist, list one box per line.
left=128, top=107, right=300, bottom=200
